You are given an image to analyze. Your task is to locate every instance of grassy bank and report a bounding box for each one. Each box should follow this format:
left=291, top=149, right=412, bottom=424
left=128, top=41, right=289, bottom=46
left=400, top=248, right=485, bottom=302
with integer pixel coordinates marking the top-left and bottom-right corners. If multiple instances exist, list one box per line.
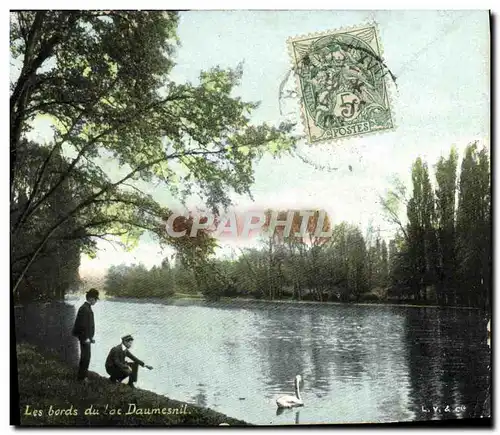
left=172, top=294, right=480, bottom=310
left=101, top=293, right=481, bottom=310
left=15, top=343, right=248, bottom=426
left=171, top=292, right=205, bottom=300
left=69, top=292, right=481, bottom=310
left=215, top=297, right=482, bottom=310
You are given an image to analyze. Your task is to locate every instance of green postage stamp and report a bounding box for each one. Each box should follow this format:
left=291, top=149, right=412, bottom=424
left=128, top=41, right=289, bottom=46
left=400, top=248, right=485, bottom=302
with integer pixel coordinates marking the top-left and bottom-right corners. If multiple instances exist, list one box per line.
left=288, top=24, right=395, bottom=143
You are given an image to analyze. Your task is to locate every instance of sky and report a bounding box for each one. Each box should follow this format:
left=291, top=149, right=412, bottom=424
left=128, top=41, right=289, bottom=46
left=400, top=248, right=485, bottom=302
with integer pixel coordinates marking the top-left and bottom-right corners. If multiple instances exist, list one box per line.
left=44, top=10, right=489, bottom=278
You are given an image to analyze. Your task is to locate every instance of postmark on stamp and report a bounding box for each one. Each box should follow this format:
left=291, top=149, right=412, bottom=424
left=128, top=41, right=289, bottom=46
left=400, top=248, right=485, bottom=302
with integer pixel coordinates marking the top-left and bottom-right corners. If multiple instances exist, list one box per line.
left=287, top=24, right=395, bottom=144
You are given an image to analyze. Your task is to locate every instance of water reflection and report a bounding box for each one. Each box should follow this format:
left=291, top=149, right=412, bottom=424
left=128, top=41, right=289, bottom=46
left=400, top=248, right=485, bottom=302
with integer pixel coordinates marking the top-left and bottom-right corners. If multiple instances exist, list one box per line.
left=192, top=385, right=208, bottom=407
left=275, top=407, right=301, bottom=425
left=255, top=306, right=308, bottom=398
left=14, top=298, right=491, bottom=425
left=253, top=303, right=415, bottom=423
left=14, top=301, right=78, bottom=366
left=404, top=308, right=490, bottom=420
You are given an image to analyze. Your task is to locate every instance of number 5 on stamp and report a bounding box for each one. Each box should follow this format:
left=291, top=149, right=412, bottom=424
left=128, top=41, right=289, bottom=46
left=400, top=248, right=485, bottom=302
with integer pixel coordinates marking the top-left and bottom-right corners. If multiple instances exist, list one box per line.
left=287, top=24, right=395, bottom=144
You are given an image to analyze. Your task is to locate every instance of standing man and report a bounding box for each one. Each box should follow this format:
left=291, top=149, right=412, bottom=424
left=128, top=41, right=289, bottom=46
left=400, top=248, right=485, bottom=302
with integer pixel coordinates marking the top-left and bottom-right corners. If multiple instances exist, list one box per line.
left=72, top=288, right=99, bottom=382
left=105, top=335, right=153, bottom=388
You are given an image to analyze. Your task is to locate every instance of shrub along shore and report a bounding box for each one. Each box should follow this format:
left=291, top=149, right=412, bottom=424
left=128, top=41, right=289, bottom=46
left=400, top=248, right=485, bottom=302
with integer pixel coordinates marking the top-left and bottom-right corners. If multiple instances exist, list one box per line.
left=15, top=343, right=248, bottom=426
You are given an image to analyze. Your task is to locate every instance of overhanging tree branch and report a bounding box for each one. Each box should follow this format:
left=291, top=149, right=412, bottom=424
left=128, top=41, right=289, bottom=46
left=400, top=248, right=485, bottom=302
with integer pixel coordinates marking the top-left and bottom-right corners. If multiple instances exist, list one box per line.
left=12, top=146, right=236, bottom=293
left=378, top=194, right=408, bottom=241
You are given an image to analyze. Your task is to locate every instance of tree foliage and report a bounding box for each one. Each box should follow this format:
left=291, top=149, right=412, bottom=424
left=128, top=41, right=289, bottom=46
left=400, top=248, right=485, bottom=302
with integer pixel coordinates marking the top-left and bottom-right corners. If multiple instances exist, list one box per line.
left=104, top=219, right=389, bottom=304
left=388, top=143, right=490, bottom=309
left=10, top=11, right=295, bottom=301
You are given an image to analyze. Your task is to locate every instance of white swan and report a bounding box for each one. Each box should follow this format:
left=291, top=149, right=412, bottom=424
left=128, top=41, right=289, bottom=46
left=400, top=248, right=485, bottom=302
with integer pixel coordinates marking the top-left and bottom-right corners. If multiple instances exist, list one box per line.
left=487, top=319, right=491, bottom=348
left=276, top=375, right=304, bottom=408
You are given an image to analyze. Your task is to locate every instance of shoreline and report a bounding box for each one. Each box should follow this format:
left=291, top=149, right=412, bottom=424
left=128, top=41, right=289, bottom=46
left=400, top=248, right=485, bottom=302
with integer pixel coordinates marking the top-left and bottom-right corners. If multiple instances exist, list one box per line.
left=64, top=293, right=483, bottom=311
left=15, top=343, right=248, bottom=426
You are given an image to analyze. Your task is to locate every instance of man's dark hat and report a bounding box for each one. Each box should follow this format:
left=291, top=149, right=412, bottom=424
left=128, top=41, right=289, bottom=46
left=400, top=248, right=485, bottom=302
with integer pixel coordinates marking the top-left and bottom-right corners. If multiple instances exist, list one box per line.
left=122, top=334, right=134, bottom=342
left=86, top=288, right=100, bottom=299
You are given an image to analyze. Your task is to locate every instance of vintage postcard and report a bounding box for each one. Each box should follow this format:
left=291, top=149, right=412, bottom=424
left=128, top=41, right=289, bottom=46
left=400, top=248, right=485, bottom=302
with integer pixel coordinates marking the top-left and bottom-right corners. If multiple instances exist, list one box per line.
left=11, top=10, right=491, bottom=427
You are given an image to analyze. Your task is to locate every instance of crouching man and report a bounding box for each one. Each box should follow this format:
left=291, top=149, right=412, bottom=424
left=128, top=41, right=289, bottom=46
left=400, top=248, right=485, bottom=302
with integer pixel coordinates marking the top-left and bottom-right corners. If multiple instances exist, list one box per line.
left=105, top=334, right=153, bottom=388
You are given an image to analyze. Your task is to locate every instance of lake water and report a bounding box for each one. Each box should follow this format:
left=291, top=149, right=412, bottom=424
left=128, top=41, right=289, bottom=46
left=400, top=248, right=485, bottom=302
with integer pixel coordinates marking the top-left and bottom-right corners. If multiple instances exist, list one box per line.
left=16, top=298, right=490, bottom=425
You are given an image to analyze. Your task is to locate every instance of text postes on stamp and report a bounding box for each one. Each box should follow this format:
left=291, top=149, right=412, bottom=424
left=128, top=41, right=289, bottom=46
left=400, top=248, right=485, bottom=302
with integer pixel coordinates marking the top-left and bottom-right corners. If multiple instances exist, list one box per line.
left=288, top=24, right=394, bottom=144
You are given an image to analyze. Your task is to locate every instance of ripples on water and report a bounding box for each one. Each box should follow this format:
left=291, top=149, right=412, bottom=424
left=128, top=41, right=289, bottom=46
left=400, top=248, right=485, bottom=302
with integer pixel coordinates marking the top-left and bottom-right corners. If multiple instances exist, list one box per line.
left=15, top=298, right=490, bottom=425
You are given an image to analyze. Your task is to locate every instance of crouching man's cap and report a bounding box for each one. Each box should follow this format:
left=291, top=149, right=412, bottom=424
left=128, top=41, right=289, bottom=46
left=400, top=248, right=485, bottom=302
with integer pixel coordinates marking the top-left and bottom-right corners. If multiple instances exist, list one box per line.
left=121, top=334, right=134, bottom=342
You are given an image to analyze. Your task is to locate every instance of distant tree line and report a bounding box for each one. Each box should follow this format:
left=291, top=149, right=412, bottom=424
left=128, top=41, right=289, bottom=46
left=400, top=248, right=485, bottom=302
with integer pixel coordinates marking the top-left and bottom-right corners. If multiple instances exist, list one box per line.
left=104, top=258, right=196, bottom=299
left=103, top=144, right=491, bottom=310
